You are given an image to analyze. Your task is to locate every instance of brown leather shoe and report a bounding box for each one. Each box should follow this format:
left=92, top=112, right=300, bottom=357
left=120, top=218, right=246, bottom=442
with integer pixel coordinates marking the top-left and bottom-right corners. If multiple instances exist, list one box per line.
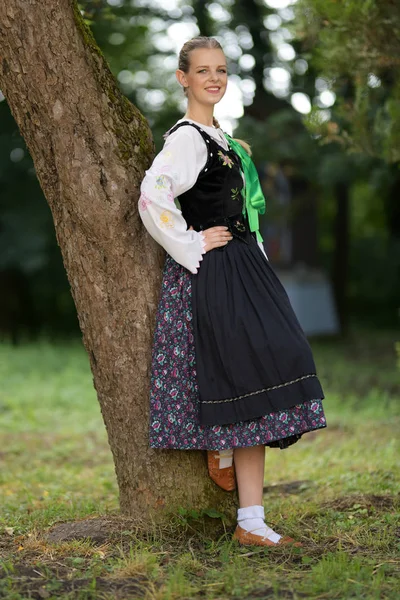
left=207, top=451, right=236, bottom=491
left=232, top=525, right=303, bottom=547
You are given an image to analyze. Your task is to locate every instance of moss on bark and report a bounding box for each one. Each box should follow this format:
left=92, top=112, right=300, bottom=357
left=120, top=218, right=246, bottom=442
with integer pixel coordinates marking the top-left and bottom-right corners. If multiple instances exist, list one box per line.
left=72, top=0, right=154, bottom=167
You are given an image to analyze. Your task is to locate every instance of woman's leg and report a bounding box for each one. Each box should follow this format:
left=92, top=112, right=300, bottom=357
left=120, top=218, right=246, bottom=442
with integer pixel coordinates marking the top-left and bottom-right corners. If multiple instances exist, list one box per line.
left=233, top=445, right=284, bottom=543
left=234, top=444, right=265, bottom=507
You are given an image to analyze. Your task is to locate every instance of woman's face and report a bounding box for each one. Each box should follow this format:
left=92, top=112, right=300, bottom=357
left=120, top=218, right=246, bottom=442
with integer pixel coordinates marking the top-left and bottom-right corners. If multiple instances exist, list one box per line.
left=176, top=48, right=228, bottom=107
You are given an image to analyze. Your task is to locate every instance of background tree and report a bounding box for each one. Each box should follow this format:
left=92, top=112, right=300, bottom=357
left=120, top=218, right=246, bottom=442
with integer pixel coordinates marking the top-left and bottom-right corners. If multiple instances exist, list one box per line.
left=0, top=0, right=236, bottom=523
left=295, top=0, right=400, bottom=162
left=295, top=0, right=400, bottom=326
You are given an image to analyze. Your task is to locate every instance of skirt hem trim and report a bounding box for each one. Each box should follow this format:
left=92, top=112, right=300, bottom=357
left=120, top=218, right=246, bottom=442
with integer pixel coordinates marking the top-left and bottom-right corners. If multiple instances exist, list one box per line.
left=149, top=422, right=327, bottom=451
left=200, top=373, right=318, bottom=404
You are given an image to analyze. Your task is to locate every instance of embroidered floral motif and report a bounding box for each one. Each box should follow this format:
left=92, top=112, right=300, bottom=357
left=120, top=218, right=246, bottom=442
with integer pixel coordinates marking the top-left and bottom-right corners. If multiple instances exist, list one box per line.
left=218, top=150, right=234, bottom=168
left=155, top=175, right=168, bottom=189
left=233, top=219, right=246, bottom=232
left=152, top=165, right=180, bottom=182
left=159, top=210, right=174, bottom=228
left=231, top=188, right=242, bottom=202
left=139, top=192, right=152, bottom=212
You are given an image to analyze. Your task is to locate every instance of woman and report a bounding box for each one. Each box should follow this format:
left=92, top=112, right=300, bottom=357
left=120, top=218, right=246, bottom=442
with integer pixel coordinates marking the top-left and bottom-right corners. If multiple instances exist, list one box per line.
left=138, top=36, right=326, bottom=547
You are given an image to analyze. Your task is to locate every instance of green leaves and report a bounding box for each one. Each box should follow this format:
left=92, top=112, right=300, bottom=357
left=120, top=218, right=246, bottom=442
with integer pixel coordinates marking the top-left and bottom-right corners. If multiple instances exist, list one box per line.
left=295, top=0, right=400, bottom=162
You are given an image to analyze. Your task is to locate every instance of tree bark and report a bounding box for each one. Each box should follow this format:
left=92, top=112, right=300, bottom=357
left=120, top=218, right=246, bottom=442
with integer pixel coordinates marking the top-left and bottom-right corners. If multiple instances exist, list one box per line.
left=0, top=0, right=236, bottom=523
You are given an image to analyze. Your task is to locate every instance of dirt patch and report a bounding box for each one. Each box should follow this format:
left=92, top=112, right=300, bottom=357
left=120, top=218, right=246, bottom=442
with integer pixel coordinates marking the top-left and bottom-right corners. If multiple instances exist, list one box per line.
left=0, top=532, right=16, bottom=557
left=263, top=480, right=314, bottom=495
left=43, top=514, right=161, bottom=545
left=243, top=588, right=282, bottom=599
left=0, top=561, right=73, bottom=583
left=44, top=514, right=227, bottom=547
left=45, top=517, right=125, bottom=545
left=1, top=575, right=148, bottom=599
left=1, top=565, right=44, bottom=579
left=323, top=493, right=399, bottom=513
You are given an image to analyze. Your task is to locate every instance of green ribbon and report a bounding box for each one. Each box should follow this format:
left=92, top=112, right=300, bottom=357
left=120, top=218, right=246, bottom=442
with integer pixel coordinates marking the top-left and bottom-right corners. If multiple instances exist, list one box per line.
left=224, top=134, right=266, bottom=242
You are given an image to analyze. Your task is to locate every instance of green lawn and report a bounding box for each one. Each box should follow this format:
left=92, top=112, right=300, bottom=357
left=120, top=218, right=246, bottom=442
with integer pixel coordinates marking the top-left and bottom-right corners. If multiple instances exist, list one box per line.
left=0, top=331, right=399, bottom=599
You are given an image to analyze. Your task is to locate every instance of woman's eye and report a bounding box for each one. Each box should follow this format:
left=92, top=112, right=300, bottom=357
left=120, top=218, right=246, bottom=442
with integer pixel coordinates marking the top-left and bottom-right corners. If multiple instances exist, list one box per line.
left=197, top=68, right=226, bottom=74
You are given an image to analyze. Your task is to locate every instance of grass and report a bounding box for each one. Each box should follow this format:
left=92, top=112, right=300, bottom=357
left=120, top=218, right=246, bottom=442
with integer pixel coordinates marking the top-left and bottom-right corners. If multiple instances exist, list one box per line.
left=0, top=329, right=399, bottom=599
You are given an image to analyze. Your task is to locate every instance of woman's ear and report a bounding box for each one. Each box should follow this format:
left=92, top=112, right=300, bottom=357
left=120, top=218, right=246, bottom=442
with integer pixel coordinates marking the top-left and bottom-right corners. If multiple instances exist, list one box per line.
left=176, top=69, right=188, bottom=89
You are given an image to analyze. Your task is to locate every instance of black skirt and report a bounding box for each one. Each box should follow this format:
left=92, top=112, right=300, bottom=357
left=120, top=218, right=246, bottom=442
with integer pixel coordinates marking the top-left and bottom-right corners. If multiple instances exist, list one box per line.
left=191, top=218, right=325, bottom=426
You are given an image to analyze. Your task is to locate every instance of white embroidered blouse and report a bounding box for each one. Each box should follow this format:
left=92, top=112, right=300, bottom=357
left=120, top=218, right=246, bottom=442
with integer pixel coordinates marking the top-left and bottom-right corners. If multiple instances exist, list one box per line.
left=138, top=118, right=266, bottom=274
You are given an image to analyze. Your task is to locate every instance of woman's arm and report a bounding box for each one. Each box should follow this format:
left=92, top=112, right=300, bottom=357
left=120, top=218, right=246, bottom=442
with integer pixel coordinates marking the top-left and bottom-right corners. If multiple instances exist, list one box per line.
left=138, top=127, right=207, bottom=274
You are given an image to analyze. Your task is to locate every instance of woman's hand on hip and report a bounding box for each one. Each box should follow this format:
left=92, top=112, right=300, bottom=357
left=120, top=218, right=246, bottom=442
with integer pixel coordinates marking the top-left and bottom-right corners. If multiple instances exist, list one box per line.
left=190, top=226, right=233, bottom=253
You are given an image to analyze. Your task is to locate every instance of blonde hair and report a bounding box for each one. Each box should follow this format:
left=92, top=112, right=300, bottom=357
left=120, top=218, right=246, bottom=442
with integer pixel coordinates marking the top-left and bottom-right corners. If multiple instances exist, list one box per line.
left=178, top=37, right=252, bottom=156
left=179, top=36, right=223, bottom=76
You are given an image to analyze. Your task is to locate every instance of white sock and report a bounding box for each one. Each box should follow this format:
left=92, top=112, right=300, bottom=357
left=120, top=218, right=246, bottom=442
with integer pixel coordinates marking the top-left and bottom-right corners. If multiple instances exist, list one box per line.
left=237, top=505, right=282, bottom=543
left=212, top=449, right=233, bottom=468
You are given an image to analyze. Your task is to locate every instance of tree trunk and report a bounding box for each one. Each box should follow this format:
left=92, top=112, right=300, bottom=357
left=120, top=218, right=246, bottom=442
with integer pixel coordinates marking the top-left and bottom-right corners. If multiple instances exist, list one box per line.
left=290, top=178, right=319, bottom=269
left=332, top=182, right=350, bottom=334
left=385, top=165, right=400, bottom=240
left=0, top=0, right=236, bottom=523
left=232, top=0, right=288, bottom=119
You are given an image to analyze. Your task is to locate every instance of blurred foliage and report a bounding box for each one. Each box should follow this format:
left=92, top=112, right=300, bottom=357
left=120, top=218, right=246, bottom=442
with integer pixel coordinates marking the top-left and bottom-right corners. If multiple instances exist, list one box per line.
left=295, top=0, right=400, bottom=163
left=0, top=0, right=399, bottom=340
left=0, top=97, right=79, bottom=340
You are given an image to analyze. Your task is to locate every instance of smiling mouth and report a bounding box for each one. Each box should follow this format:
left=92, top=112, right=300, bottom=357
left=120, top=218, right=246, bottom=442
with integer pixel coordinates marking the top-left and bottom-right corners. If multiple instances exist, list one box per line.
left=205, top=87, right=221, bottom=92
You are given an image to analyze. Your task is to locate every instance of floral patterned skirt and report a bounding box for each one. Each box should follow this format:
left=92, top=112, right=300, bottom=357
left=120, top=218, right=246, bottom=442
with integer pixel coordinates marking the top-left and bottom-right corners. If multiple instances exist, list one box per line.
left=149, top=255, right=327, bottom=451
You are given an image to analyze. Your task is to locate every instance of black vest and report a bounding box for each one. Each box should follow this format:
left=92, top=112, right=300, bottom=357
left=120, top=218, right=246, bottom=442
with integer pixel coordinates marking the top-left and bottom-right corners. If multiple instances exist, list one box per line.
left=166, top=121, right=248, bottom=238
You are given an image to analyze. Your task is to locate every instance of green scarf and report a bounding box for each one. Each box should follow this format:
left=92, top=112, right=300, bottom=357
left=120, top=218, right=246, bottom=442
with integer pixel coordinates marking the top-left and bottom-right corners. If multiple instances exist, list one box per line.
left=224, top=134, right=266, bottom=242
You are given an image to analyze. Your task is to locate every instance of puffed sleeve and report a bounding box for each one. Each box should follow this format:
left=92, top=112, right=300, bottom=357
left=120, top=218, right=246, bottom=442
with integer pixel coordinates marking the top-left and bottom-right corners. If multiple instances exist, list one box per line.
left=138, top=127, right=207, bottom=274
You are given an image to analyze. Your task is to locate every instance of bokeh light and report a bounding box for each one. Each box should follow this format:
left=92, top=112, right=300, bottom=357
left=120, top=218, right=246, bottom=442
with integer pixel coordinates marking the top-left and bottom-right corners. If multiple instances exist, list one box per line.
left=239, top=54, right=256, bottom=71
left=264, top=0, right=297, bottom=9
left=319, top=90, right=336, bottom=108
left=291, top=92, right=312, bottom=114
left=277, top=43, right=296, bottom=61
